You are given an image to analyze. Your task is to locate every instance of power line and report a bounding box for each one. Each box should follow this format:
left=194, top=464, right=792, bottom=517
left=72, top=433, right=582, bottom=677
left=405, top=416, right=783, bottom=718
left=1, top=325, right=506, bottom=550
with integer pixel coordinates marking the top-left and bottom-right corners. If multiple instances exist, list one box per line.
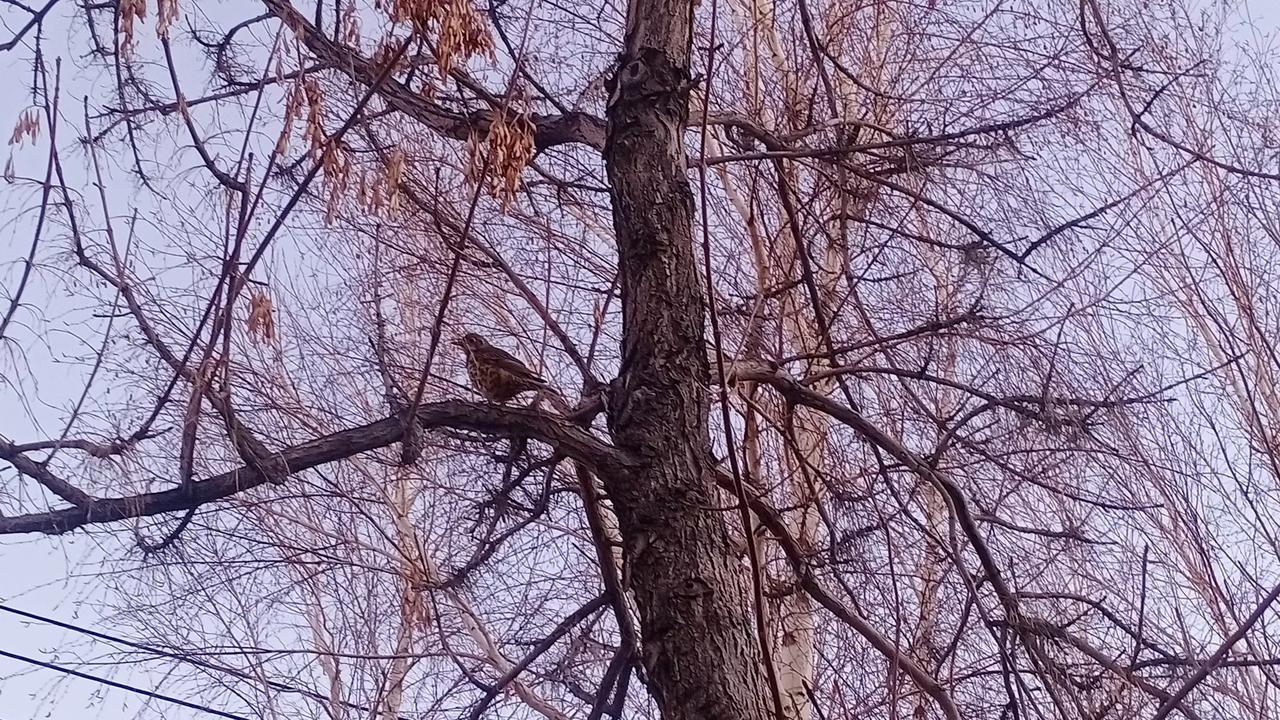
left=0, top=647, right=248, bottom=720
left=0, top=603, right=416, bottom=720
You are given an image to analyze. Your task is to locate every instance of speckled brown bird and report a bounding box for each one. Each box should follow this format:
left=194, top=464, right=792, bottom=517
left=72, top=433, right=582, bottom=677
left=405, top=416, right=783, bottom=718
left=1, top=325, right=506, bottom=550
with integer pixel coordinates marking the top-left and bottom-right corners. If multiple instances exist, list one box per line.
left=453, top=332, right=549, bottom=402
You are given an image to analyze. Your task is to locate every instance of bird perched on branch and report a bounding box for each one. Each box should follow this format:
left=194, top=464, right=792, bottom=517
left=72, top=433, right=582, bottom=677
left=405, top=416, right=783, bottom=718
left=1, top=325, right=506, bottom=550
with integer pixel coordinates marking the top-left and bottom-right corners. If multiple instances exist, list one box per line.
left=453, top=332, right=550, bottom=403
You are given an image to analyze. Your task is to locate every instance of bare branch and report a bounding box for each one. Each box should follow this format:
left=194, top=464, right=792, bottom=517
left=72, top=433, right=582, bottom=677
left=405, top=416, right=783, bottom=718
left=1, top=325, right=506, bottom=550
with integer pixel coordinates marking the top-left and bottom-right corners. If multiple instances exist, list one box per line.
left=0, top=402, right=635, bottom=535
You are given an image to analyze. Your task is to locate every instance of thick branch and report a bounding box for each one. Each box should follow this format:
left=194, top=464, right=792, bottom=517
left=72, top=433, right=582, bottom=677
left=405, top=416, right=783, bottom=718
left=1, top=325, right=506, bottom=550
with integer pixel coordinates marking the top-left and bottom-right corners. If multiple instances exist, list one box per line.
left=0, top=440, right=94, bottom=508
left=260, top=0, right=605, bottom=150
left=0, top=401, right=634, bottom=536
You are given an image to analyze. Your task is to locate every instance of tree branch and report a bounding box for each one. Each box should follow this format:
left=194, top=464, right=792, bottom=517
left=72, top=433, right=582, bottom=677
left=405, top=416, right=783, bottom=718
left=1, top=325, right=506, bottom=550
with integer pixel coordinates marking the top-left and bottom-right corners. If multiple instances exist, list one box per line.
left=260, top=0, right=605, bottom=150
left=0, top=439, right=94, bottom=508
left=0, top=401, right=635, bottom=535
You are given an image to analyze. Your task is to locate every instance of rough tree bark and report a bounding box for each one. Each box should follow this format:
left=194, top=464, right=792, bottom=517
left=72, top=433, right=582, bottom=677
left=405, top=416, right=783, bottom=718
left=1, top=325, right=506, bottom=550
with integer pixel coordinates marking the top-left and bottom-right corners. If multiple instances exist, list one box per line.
left=601, top=1, right=774, bottom=718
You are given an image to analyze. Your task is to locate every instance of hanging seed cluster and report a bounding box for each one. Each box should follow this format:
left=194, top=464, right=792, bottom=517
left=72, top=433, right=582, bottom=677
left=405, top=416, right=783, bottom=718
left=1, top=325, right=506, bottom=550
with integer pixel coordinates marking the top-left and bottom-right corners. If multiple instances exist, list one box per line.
left=156, top=0, right=178, bottom=40
left=382, top=148, right=407, bottom=214
left=283, top=75, right=355, bottom=225
left=269, top=0, right=526, bottom=224
left=8, top=109, right=40, bottom=147
left=246, top=289, right=277, bottom=344
left=344, top=146, right=408, bottom=220
left=323, top=143, right=353, bottom=225
left=375, top=0, right=494, bottom=74
left=4, top=108, right=41, bottom=182
left=119, top=0, right=147, bottom=57
left=300, top=78, right=328, bottom=161
left=275, top=81, right=304, bottom=157
left=340, top=1, right=362, bottom=48
left=465, top=107, right=535, bottom=208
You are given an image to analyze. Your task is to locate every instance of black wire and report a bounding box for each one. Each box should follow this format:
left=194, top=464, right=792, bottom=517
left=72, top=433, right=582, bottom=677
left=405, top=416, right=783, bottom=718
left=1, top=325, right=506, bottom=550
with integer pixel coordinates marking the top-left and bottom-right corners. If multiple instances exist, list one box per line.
left=0, top=647, right=248, bottom=720
left=2, top=603, right=200, bottom=664
left=0, top=603, right=417, bottom=720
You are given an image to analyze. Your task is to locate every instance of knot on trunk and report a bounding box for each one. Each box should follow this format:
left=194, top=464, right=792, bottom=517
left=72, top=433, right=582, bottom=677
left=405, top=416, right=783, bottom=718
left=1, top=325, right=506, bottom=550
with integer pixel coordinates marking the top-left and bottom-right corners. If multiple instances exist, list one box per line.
left=606, top=47, right=693, bottom=108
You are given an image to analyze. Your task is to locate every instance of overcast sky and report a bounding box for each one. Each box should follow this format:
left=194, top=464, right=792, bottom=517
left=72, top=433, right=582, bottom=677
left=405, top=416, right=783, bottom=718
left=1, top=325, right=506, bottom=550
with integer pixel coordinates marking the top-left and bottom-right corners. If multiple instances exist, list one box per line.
left=0, top=2, right=266, bottom=717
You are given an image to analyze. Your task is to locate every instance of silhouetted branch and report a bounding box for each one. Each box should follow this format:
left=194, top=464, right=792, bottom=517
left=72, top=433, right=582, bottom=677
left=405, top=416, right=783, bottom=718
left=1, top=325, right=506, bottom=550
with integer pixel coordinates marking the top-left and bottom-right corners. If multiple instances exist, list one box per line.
left=0, top=401, right=635, bottom=535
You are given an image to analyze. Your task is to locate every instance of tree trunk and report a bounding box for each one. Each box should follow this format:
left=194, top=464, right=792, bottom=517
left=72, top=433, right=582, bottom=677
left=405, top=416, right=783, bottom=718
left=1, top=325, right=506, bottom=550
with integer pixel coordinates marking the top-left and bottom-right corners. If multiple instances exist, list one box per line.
left=601, top=1, right=773, bottom=718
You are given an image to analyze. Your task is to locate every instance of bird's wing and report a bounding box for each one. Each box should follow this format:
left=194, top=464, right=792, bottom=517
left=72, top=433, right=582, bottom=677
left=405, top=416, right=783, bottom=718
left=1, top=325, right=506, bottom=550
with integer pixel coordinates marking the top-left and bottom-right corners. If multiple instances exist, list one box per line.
left=480, top=346, right=547, bottom=384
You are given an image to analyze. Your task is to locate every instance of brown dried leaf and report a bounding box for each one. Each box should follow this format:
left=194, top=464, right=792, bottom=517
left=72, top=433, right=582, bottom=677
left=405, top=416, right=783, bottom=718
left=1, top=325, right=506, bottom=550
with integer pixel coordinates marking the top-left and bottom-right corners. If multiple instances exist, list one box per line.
left=385, top=148, right=406, bottom=213
left=436, top=0, right=493, bottom=74
left=119, top=0, right=148, bottom=57
left=303, top=78, right=326, bottom=158
left=246, top=290, right=277, bottom=343
left=465, top=109, right=534, bottom=208
left=156, top=0, right=178, bottom=39
left=340, top=2, right=361, bottom=46
left=8, top=109, right=40, bottom=147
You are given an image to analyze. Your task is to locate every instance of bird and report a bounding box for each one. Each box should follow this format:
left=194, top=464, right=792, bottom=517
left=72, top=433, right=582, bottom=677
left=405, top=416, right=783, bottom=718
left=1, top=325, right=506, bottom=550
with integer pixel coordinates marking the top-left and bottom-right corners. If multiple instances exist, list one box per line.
left=453, top=332, right=550, bottom=402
